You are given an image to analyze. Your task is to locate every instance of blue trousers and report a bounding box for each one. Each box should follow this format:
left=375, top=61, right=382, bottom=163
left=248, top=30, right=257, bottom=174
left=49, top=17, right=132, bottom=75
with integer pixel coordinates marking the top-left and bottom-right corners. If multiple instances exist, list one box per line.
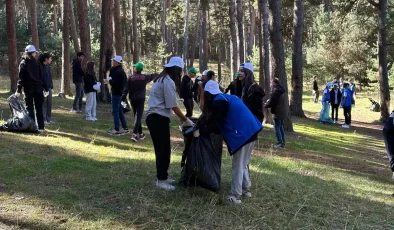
left=112, top=95, right=128, bottom=131
left=273, top=118, right=285, bottom=145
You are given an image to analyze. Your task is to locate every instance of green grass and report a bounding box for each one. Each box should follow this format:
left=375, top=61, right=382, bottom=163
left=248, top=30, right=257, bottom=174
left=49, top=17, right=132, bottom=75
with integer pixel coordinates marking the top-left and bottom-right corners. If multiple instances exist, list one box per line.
left=0, top=76, right=394, bottom=229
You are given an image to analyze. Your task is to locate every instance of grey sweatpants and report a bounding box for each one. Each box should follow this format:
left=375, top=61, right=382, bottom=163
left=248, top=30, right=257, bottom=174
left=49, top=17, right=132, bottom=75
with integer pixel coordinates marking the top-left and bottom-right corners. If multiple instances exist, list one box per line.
left=85, top=92, right=97, bottom=119
left=231, top=141, right=255, bottom=196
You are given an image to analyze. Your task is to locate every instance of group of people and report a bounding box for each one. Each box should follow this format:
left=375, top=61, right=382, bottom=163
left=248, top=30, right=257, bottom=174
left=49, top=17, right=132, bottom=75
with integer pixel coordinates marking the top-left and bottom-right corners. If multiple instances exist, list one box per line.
left=314, top=76, right=356, bottom=128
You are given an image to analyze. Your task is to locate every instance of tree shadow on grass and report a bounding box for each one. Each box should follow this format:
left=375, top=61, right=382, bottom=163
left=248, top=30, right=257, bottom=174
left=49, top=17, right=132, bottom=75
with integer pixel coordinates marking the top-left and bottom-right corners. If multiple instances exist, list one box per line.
left=1, top=135, right=394, bottom=229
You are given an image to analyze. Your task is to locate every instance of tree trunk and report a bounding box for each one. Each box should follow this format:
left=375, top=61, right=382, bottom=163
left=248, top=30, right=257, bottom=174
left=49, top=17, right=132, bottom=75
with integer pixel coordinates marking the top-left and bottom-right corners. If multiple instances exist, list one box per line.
left=368, top=0, right=390, bottom=121
left=230, top=0, right=238, bottom=78
left=109, top=0, right=114, bottom=52
left=6, top=0, right=18, bottom=92
left=290, top=0, right=305, bottom=117
left=167, top=0, right=173, bottom=55
left=113, top=0, right=122, bottom=56
left=132, top=0, right=139, bottom=62
left=122, top=0, right=127, bottom=56
left=69, top=0, right=80, bottom=54
left=29, top=0, right=39, bottom=50
left=161, top=0, right=167, bottom=44
left=183, top=0, right=190, bottom=71
left=61, top=0, right=71, bottom=96
left=199, top=0, right=208, bottom=71
left=237, top=0, right=245, bottom=63
left=53, top=4, right=58, bottom=35
left=189, top=2, right=200, bottom=68
left=218, top=44, right=222, bottom=83
left=247, top=0, right=256, bottom=58
left=76, top=0, right=91, bottom=66
left=269, top=0, right=293, bottom=131
left=99, top=0, right=114, bottom=103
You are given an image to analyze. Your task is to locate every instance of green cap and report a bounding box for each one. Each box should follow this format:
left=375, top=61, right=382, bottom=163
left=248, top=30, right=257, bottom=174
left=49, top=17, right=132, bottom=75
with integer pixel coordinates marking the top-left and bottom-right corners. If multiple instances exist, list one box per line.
left=235, top=72, right=239, bottom=77
left=133, top=62, right=144, bottom=71
left=188, top=67, right=198, bottom=74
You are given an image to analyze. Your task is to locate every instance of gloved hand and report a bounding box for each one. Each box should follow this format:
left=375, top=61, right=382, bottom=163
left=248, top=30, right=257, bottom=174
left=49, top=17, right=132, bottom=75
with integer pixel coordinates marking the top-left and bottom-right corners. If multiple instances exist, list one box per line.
left=180, top=98, right=184, bottom=103
left=44, top=91, right=49, bottom=97
left=193, top=129, right=200, bottom=138
left=107, top=76, right=112, bottom=81
left=182, top=118, right=194, bottom=127
left=198, top=81, right=203, bottom=85
left=51, top=89, right=54, bottom=94
left=15, top=91, right=20, bottom=97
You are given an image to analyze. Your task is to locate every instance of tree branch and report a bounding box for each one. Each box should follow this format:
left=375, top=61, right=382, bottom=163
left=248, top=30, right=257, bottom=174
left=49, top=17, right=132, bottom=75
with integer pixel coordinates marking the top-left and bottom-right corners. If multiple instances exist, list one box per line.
left=367, top=0, right=379, bottom=8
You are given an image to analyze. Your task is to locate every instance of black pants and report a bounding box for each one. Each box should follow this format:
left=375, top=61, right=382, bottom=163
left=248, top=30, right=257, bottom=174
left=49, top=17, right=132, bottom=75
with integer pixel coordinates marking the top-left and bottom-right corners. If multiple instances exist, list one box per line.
left=24, top=90, right=44, bottom=130
left=384, top=128, right=394, bottom=171
left=131, top=99, right=144, bottom=134
left=343, top=106, right=352, bottom=125
left=183, top=98, right=194, bottom=117
left=146, top=113, right=171, bottom=181
left=331, top=104, right=339, bottom=121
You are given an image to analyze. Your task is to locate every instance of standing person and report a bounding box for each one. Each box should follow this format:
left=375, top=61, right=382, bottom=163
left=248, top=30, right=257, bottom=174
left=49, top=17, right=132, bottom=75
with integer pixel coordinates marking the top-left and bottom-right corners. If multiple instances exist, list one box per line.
left=238, top=63, right=265, bottom=122
left=225, top=72, right=243, bottom=98
left=349, top=78, right=356, bottom=106
left=71, top=52, right=85, bottom=113
left=264, top=78, right=286, bottom=148
left=146, top=57, right=193, bottom=191
left=341, top=83, right=352, bottom=129
left=180, top=67, right=198, bottom=118
left=383, top=111, right=394, bottom=179
left=39, top=53, right=54, bottom=125
left=318, top=83, right=334, bottom=124
left=107, top=56, right=130, bottom=135
left=123, top=62, right=158, bottom=142
left=330, top=83, right=342, bottom=124
left=196, top=80, right=263, bottom=204
left=312, top=76, right=319, bottom=103
left=339, top=77, right=344, bottom=92
left=15, top=45, right=49, bottom=133
left=192, top=75, right=203, bottom=104
left=84, top=61, right=98, bottom=121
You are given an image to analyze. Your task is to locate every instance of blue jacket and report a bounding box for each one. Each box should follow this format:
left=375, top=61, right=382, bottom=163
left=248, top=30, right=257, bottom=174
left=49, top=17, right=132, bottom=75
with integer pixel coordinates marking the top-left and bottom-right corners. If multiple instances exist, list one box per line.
left=384, top=112, right=394, bottom=131
left=322, top=87, right=330, bottom=102
left=214, top=94, right=263, bottom=154
left=342, top=88, right=353, bottom=107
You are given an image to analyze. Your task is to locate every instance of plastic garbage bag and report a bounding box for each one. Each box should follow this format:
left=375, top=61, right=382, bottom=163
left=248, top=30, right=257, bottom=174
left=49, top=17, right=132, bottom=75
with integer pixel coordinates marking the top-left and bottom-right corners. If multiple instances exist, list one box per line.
left=0, top=95, right=38, bottom=133
left=121, top=97, right=131, bottom=113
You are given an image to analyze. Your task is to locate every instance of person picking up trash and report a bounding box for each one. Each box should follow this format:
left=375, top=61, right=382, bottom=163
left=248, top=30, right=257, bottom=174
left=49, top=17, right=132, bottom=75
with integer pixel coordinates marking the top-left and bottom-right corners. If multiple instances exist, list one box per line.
left=195, top=80, right=263, bottom=204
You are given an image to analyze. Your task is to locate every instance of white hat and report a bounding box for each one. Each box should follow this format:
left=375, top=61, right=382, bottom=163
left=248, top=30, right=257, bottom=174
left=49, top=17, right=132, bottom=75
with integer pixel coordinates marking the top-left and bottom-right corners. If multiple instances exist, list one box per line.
left=112, top=55, right=123, bottom=63
left=240, top=62, right=254, bottom=72
left=326, top=82, right=333, bottom=88
left=204, top=80, right=222, bottom=95
left=25, top=45, right=37, bottom=53
left=202, top=70, right=208, bottom=75
left=163, top=56, right=184, bottom=68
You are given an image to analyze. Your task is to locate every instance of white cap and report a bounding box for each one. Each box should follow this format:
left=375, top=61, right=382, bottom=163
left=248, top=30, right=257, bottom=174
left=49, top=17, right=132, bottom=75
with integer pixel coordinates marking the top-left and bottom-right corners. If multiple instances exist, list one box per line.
left=112, top=55, right=123, bottom=63
left=163, top=56, right=184, bottom=68
left=202, top=70, right=208, bottom=75
left=25, top=45, right=37, bottom=53
left=240, top=62, right=254, bottom=72
left=326, top=82, right=333, bottom=88
left=204, top=80, right=222, bottom=95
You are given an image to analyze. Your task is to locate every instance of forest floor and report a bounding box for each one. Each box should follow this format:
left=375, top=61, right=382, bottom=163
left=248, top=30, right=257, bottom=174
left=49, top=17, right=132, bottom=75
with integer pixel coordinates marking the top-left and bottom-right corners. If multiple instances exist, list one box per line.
left=0, top=76, right=394, bottom=229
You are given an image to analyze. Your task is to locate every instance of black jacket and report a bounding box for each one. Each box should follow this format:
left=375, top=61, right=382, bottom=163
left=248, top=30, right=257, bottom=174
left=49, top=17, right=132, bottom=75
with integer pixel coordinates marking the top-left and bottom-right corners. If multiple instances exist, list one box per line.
left=41, top=63, right=53, bottom=89
left=109, top=65, right=127, bottom=96
left=313, top=80, right=318, bottom=91
left=180, top=75, right=194, bottom=99
left=225, top=79, right=242, bottom=98
left=83, top=72, right=97, bottom=93
left=330, top=89, right=342, bottom=105
left=17, top=57, right=48, bottom=93
left=125, top=73, right=157, bottom=101
left=72, top=59, right=84, bottom=83
left=264, top=85, right=286, bottom=120
left=192, top=76, right=203, bottom=101
left=242, top=83, right=265, bottom=122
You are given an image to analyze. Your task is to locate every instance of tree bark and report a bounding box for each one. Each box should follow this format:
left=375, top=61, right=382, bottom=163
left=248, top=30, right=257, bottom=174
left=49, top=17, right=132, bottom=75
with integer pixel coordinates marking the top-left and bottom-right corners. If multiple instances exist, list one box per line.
left=6, top=0, right=18, bottom=92
left=132, top=0, right=139, bottom=62
left=76, top=0, right=91, bottom=66
left=230, top=0, right=239, bottom=78
left=69, top=0, right=80, bottom=54
left=183, top=0, right=190, bottom=71
left=161, top=0, right=167, bottom=44
left=113, top=0, right=122, bottom=56
left=53, top=4, right=58, bottom=35
left=199, top=0, right=208, bottom=71
left=61, top=0, right=71, bottom=96
left=247, top=0, right=256, bottom=58
left=269, top=0, right=293, bottom=131
left=99, top=0, right=114, bottom=103
left=237, top=0, right=245, bottom=63
left=290, top=0, right=305, bottom=117
left=189, top=2, right=200, bottom=68
left=29, top=0, right=39, bottom=50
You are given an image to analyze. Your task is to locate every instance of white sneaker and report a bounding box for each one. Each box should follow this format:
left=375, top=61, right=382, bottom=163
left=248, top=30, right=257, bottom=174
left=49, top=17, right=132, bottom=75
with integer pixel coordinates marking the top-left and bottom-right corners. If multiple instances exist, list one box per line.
left=342, top=124, right=350, bottom=129
left=242, top=189, right=252, bottom=198
left=44, top=121, right=51, bottom=125
left=227, top=194, right=242, bottom=204
left=86, top=117, right=95, bottom=121
left=166, top=178, right=176, bottom=184
left=156, top=180, right=175, bottom=191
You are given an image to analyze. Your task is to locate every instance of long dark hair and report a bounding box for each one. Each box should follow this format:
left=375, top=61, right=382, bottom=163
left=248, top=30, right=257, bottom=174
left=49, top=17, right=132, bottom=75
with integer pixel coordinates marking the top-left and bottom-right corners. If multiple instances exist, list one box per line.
left=240, top=68, right=255, bottom=98
left=154, top=66, right=183, bottom=93
left=23, top=52, right=35, bottom=60
left=86, top=61, right=96, bottom=77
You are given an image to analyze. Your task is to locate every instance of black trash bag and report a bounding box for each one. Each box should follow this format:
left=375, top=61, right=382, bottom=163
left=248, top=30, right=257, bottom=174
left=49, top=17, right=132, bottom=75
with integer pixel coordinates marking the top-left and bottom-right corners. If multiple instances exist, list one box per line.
left=121, top=97, right=131, bottom=113
left=180, top=135, right=222, bottom=193
left=0, top=95, right=38, bottom=133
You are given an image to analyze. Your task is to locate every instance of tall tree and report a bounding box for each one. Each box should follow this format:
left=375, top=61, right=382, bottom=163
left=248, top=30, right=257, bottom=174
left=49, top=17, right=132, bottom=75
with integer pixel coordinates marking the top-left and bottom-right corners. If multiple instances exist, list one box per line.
left=269, top=0, right=293, bottom=131
left=28, top=0, right=39, bottom=50
left=53, top=4, right=58, bottom=34
left=247, top=0, right=256, bottom=58
left=61, top=0, right=71, bottom=96
left=69, top=0, right=80, bottom=54
left=132, top=0, right=139, bottom=62
left=6, top=0, right=18, bottom=92
left=161, top=0, right=167, bottom=44
left=367, top=0, right=390, bottom=121
left=189, top=1, right=200, bottom=68
left=229, top=0, right=239, bottom=77
left=199, top=0, right=208, bottom=71
left=76, top=0, right=92, bottom=65
left=113, top=0, right=122, bottom=56
left=183, top=0, right=190, bottom=71
left=237, top=0, right=245, bottom=63
left=99, top=0, right=114, bottom=102
left=290, top=0, right=305, bottom=117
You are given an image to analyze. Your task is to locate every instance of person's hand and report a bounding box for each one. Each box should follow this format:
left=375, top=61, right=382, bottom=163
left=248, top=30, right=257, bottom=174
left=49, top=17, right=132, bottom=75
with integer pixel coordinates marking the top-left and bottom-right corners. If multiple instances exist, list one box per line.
left=180, top=98, right=184, bottom=103
left=182, top=118, right=194, bottom=127
left=193, top=129, right=200, bottom=138
left=51, top=89, right=54, bottom=94
left=44, top=91, right=49, bottom=97
left=14, top=91, right=20, bottom=97
left=198, top=81, right=203, bottom=85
